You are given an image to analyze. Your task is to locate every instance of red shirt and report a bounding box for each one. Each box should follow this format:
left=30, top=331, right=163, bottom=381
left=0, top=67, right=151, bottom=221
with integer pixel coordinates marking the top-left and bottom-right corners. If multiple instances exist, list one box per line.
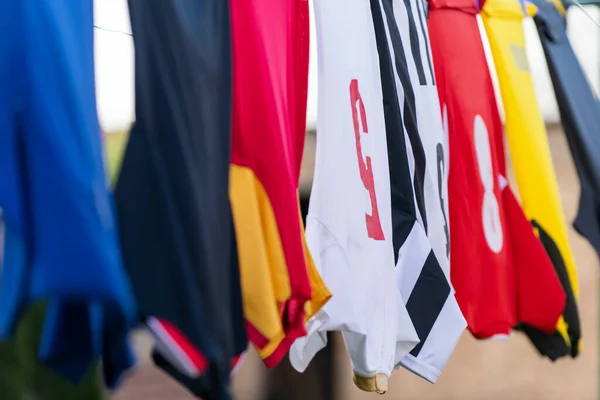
left=230, top=0, right=313, bottom=361
left=428, top=0, right=565, bottom=338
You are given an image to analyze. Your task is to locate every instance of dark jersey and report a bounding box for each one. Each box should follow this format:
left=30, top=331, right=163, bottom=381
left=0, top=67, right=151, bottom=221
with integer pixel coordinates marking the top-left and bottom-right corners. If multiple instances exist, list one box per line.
left=428, top=0, right=565, bottom=340
left=113, top=0, right=246, bottom=398
left=370, top=0, right=465, bottom=383
left=533, top=0, right=600, bottom=263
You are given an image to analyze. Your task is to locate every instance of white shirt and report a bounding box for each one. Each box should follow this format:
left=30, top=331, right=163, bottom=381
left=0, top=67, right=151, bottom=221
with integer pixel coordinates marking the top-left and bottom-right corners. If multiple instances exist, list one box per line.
left=289, top=0, right=419, bottom=379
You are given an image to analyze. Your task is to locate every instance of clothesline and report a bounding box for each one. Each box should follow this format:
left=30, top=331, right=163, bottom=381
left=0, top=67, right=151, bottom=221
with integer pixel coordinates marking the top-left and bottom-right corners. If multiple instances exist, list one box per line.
left=94, top=25, right=132, bottom=36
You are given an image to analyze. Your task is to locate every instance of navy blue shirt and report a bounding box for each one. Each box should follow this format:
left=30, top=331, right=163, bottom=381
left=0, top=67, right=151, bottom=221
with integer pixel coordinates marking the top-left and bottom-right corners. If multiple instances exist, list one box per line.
left=114, top=1, right=247, bottom=398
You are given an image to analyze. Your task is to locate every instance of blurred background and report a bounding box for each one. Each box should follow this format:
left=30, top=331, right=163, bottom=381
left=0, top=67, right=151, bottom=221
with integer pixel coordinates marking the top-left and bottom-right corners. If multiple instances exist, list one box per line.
left=96, top=0, right=599, bottom=399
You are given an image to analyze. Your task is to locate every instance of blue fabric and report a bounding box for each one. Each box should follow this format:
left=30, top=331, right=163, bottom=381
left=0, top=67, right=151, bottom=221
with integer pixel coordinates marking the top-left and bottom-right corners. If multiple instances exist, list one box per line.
left=0, top=0, right=136, bottom=386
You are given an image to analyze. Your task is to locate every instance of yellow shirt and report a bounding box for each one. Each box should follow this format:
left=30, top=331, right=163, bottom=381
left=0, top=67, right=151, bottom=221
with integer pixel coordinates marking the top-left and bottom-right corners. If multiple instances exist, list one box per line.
left=480, top=0, right=580, bottom=354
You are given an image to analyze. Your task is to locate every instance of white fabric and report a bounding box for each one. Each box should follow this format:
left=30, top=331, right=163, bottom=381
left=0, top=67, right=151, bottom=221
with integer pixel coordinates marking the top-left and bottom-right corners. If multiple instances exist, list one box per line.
left=289, top=0, right=418, bottom=379
left=377, top=0, right=466, bottom=382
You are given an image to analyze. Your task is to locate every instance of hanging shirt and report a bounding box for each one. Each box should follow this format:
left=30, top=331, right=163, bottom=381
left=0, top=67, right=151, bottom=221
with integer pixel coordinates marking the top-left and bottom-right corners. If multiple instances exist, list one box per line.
left=370, top=0, right=466, bottom=384
left=480, top=0, right=581, bottom=359
left=289, top=0, right=419, bottom=393
left=114, top=1, right=247, bottom=398
left=532, top=0, right=600, bottom=263
left=229, top=0, right=331, bottom=368
left=427, top=0, right=565, bottom=339
left=0, top=0, right=136, bottom=387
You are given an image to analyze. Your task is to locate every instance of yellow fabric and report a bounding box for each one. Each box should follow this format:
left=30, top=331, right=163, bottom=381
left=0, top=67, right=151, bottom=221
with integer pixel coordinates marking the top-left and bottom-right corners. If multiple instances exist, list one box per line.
left=525, top=2, right=539, bottom=17
left=230, top=165, right=291, bottom=344
left=256, top=196, right=332, bottom=360
left=480, top=0, right=579, bottom=348
left=256, top=332, right=286, bottom=360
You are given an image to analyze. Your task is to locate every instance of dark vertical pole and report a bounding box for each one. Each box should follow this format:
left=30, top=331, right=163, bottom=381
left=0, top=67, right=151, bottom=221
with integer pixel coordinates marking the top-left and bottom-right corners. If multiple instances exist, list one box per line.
left=264, top=194, right=338, bottom=400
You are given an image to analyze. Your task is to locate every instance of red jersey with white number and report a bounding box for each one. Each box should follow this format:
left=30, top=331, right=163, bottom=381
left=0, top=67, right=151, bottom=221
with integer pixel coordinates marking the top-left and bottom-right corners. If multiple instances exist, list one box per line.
left=428, top=0, right=565, bottom=338
left=289, top=0, right=419, bottom=381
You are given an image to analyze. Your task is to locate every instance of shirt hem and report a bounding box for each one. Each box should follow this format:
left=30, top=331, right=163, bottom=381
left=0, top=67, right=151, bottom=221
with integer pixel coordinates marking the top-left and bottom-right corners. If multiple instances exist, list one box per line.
left=397, top=354, right=441, bottom=384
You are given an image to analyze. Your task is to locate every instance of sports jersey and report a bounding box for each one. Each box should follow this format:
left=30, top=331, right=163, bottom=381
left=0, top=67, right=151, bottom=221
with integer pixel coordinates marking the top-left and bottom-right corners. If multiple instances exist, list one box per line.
left=532, top=0, right=600, bottom=262
left=105, top=132, right=213, bottom=382
left=0, top=0, right=136, bottom=386
left=114, top=1, right=247, bottom=398
left=428, top=0, right=565, bottom=339
left=480, top=0, right=581, bottom=359
left=229, top=0, right=331, bottom=368
left=370, top=0, right=466, bottom=383
left=288, top=0, right=419, bottom=393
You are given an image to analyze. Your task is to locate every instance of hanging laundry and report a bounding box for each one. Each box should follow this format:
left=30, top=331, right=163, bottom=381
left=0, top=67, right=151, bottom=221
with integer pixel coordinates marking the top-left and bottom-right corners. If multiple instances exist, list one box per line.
left=480, top=0, right=581, bottom=359
left=531, top=0, right=600, bottom=262
left=289, top=0, right=419, bottom=393
left=427, top=0, right=566, bottom=339
left=229, top=0, right=331, bottom=368
left=370, top=0, right=466, bottom=384
left=113, top=0, right=247, bottom=399
left=0, top=0, right=136, bottom=388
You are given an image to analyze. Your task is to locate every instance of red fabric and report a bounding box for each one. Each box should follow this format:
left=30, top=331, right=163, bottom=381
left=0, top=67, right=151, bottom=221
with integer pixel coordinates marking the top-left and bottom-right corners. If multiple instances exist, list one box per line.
left=245, top=300, right=307, bottom=368
left=230, top=0, right=312, bottom=360
left=428, top=1, right=565, bottom=337
left=154, top=318, right=209, bottom=374
left=261, top=330, right=297, bottom=369
left=291, top=0, right=311, bottom=183
left=429, top=0, right=478, bottom=11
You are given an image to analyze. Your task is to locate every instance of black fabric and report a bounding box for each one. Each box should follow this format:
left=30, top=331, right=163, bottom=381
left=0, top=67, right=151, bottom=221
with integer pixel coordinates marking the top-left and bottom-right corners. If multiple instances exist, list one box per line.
left=534, top=1, right=600, bottom=260
left=378, top=0, right=428, bottom=240
left=515, top=217, right=582, bottom=360
left=370, top=0, right=452, bottom=354
left=113, top=1, right=246, bottom=398
left=402, top=0, right=435, bottom=85
left=406, top=252, right=451, bottom=357
left=370, top=0, right=419, bottom=259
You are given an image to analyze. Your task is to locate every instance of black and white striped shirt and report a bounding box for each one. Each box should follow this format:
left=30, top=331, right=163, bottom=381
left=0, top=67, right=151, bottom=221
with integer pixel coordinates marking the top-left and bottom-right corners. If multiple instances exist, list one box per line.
left=370, top=0, right=467, bottom=383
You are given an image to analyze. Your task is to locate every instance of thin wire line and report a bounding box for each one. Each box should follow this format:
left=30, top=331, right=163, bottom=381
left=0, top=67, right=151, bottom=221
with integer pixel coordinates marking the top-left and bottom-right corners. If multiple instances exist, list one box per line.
left=569, top=0, right=600, bottom=29
left=93, top=25, right=132, bottom=36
